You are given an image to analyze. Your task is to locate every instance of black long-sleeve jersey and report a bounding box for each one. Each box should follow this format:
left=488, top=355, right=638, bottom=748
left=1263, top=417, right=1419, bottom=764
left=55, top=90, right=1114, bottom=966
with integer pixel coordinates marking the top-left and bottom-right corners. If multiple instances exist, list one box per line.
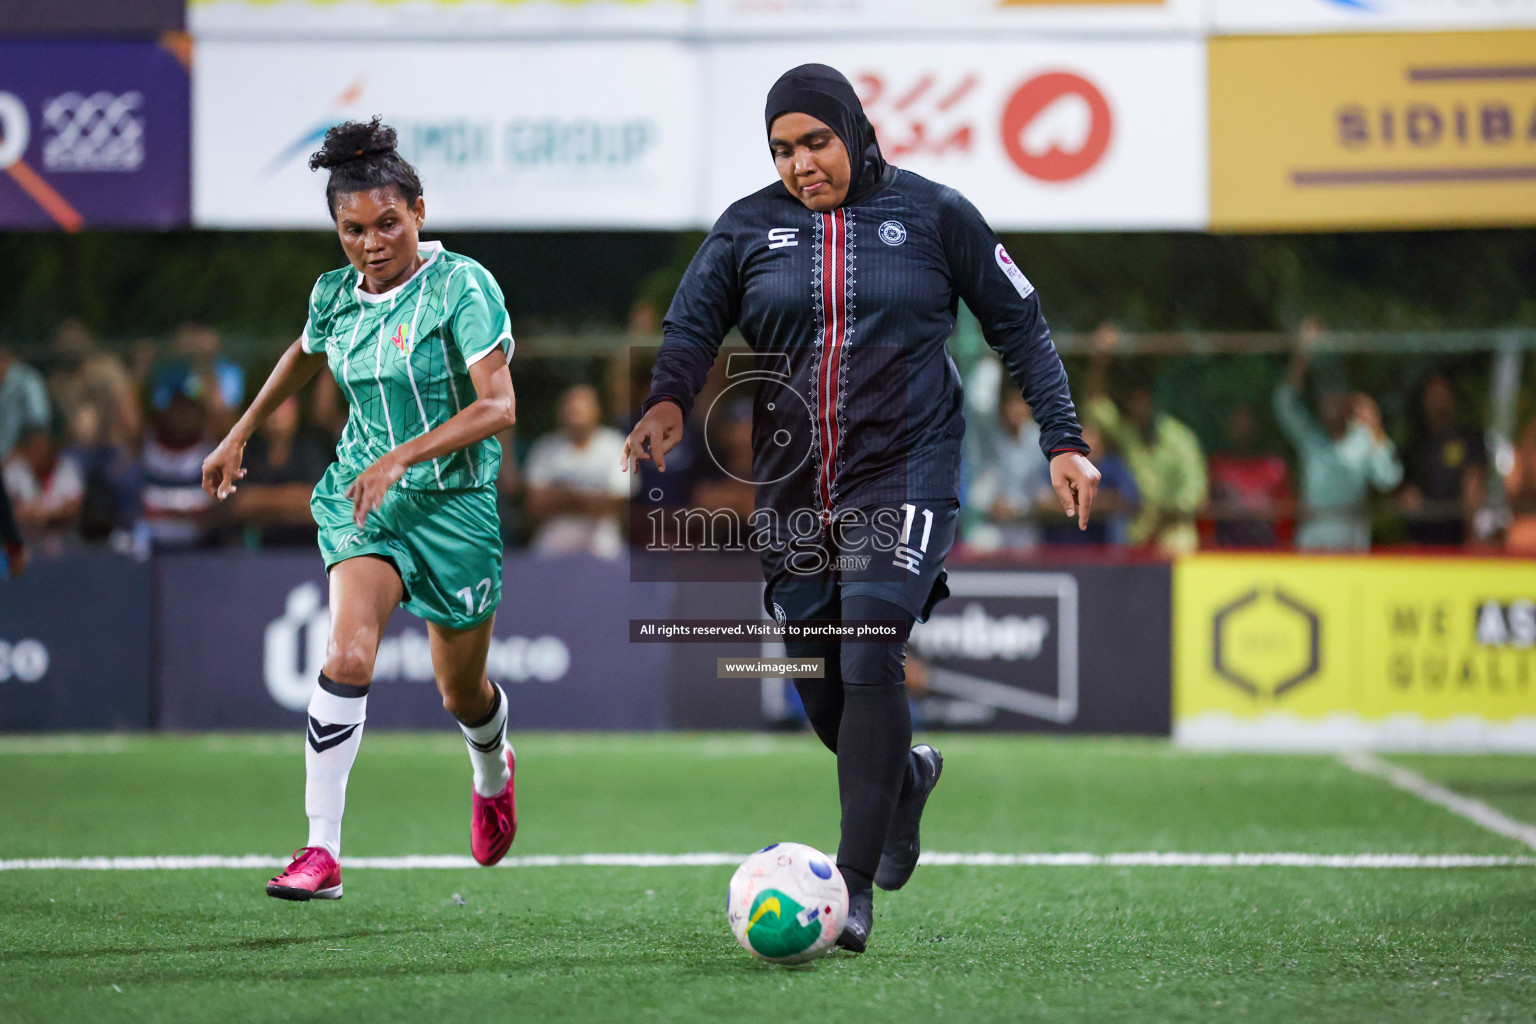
left=644, top=166, right=1087, bottom=518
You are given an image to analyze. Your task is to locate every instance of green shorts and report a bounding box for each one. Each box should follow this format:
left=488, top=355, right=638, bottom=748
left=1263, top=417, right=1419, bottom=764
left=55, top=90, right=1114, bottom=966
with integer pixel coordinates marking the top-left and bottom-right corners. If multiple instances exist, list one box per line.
left=312, top=463, right=503, bottom=630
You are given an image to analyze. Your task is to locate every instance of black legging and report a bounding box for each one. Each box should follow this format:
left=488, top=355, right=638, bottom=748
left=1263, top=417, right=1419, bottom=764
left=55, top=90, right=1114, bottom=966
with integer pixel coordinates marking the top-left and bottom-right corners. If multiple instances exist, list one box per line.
left=790, top=593, right=916, bottom=891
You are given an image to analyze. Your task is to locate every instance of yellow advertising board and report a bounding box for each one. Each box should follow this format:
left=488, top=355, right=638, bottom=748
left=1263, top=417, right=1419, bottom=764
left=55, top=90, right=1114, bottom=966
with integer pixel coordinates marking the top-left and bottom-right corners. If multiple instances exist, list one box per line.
left=1174, top=555, right=1536, bottom=749
left=1210, top=32, right=1536, bottom=231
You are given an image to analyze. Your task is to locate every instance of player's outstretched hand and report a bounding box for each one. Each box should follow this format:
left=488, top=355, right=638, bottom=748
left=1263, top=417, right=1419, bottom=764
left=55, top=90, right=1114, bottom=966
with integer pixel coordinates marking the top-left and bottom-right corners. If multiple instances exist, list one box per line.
left=202, top=434, right=248, bottom=501
left=622, top=400, right=685, bottom=474
left=1050, top=452, right=1101, bottom=531
left=346, top=455, right=406, bottom=528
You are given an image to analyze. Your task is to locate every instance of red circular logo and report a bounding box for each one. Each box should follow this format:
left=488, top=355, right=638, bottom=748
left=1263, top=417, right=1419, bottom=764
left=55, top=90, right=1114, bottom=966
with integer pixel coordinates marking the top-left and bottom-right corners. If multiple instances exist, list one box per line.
left=1000, top=72, right=1112, bottom=183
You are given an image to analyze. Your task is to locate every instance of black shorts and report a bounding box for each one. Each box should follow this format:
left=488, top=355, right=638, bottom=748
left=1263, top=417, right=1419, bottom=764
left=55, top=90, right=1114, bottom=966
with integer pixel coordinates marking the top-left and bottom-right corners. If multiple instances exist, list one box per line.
left=760, top=500, right=958, bottom=626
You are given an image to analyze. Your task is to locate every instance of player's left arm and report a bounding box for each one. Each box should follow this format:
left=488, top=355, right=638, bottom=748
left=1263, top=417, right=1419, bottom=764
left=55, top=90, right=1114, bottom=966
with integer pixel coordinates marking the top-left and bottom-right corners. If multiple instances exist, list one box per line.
left=937, top=191, right=1100, bottom=527
left=346, top=266, right=516, bottom=526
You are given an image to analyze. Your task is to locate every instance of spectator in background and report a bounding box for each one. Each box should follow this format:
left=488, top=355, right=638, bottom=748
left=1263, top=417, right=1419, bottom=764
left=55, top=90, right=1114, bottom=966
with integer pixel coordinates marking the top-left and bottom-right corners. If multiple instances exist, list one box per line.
left=525, top=383, right=632, bottom=557
left=0, top=345, right=51, bottom=461
left=1206, top=403, right=1292, bottom=548
left=625, top=351, right=705, bottom=511
left=222, top=395, right=332, bottom=548
left=62, top=403, right=142, bottom=544
left=3, top=426, right=84, bottom=555
left=130, top=336, right=159, bottom=391
left=493, top=423, right=525, bottom=548
left=690, top=396, right=756, bottom=519
left=1504, top=419, right=1536, bottom=556
left=964, top=383, right=1051, bottom=552
left=1041, top=424, right=1139, bottom=547
left=1275, top=326, right=1401, bottom=551
left=308, top=371, right=348, bottom=442
left=47, top=319, right=142, bottom=451
left=1085, top=324, right=1207, bottom=556
left=151, top=323, right=244, bottom=437
left=1400, top=372, right=1487, bottom=547
left=140, top=383, right=215, bottom=549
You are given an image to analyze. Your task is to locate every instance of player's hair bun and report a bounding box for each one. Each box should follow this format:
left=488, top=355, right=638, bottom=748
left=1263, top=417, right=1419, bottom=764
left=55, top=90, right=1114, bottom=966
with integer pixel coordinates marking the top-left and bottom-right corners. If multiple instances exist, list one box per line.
left=306, top=116, right=423, bottom=218
left=308, top=117, right=398, bottom=171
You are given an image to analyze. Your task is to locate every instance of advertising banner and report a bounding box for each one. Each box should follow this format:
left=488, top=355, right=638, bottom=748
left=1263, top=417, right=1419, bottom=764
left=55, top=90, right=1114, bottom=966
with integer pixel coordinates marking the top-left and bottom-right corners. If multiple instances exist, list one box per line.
left=704, top=41, right=1207, bottom=230
left=664, top=567, right=780, bottom=730
left=0, top=0, right=184, bottom=34
left=736, top=563, right=1171, bottom=733
left=0, top=41, right=190, bottom=231
left=189, top=0, right=1202, bottom=39
left=1210, top=32, right=1536, bottom=231
left=193, top=41, right=702, bottom=229
left=907, top=564, right=1171, bottom=733
left=1174, top=555, right=1536, bottom=751
left=156, top=552, right=670, bottom=731
left=0, top=555, right=152, bottom=732
left=1214, top=0, right=1536, bottom=35
left=190, top=0, right=693, bottom=38
left=701, top=0, right=1204, bottom=36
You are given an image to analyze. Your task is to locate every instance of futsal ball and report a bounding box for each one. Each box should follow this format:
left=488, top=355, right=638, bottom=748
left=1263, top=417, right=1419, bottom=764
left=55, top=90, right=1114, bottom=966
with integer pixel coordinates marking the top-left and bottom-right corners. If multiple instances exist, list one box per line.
left=727, top=842, right=848, bottom=964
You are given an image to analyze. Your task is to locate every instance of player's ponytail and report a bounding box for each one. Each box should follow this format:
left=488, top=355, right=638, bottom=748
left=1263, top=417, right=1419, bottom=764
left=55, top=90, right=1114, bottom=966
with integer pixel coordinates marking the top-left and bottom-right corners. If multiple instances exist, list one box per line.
left=308, top=117, right=423, bottom=218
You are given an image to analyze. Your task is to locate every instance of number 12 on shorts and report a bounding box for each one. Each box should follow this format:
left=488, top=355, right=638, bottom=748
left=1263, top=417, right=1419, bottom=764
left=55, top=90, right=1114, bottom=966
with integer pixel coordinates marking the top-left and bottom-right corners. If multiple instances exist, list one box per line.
left=893, top=503, right=933, bottom=575
left=456, top=577, right=494, bottom=616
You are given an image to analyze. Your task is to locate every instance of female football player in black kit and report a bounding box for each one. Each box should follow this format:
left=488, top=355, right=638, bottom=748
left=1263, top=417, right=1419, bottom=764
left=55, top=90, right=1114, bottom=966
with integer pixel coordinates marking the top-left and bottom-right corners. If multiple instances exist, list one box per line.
left=623, top=65, right=1099, bottom=952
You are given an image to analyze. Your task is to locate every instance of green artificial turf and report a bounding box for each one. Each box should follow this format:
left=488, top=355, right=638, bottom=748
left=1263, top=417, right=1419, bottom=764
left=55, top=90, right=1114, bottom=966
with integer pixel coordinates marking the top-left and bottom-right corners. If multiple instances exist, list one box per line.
left=1, top=734, right=1534, bottom=1024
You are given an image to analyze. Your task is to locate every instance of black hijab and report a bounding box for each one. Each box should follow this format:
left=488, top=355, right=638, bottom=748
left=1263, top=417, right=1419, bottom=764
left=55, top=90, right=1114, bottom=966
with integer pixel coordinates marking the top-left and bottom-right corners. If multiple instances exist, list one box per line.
left=765, top=64, right=890, bottom=207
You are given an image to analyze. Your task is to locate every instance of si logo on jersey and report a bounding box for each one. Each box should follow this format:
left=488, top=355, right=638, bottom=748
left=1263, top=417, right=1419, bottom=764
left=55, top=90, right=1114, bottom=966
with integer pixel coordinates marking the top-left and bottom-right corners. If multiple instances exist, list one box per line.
left=390, top=323, right=412, bottom=353
left=993, top=244, right=1035, bottom=300
left=767, top=228, right=799, bottom=250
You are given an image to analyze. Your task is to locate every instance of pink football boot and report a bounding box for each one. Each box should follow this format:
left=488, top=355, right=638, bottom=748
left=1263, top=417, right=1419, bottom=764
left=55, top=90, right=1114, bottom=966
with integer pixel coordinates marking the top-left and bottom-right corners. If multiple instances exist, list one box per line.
left=266, top=847, right=343, bottom=901
left=471, top=748, right=518, bottom=866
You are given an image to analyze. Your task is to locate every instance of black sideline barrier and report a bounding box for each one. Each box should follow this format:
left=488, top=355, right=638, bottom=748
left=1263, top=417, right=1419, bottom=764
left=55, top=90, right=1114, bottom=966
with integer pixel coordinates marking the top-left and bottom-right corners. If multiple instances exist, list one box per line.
left=0, top=553, right=1171, bottom=734
left=908, top=562, right=1171, bottom=733
left=0, top=553, right=153, bottom=731
left=664, top=560, right=1173, bottom=733
left=155, top=552, right=671, bottom=731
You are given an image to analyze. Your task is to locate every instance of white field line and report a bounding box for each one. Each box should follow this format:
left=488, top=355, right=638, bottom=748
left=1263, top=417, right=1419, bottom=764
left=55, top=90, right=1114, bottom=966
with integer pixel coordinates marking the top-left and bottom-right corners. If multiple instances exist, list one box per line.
left=1, top=852, right=1534, bottom=871
left=1340, top=751, right=1536, bottom=853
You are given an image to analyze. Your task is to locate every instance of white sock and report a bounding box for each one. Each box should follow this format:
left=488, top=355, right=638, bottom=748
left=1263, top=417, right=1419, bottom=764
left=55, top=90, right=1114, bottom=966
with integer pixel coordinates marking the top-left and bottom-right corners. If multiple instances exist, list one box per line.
left=305, top=676, right=368, bottom=858
left=460, top=682, right=512, bottom=798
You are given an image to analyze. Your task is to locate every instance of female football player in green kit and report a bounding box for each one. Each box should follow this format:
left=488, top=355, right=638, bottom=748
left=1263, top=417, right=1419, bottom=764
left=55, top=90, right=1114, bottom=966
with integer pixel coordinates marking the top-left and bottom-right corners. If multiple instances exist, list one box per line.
left=202, top=119, right=519, bottom=900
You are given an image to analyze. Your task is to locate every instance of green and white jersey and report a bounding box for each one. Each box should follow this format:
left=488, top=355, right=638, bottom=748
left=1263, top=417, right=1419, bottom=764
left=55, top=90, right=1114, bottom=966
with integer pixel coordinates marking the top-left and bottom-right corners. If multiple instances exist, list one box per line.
left=301, top=242, right=513, bottom=492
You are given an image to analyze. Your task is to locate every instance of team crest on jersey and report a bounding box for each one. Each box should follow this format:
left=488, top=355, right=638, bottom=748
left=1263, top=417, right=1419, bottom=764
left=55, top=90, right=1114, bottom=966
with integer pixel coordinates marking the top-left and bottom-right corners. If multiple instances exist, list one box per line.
left=878, top=220, right=907, bottom=246
left=390, top=323, right=412, bottom=353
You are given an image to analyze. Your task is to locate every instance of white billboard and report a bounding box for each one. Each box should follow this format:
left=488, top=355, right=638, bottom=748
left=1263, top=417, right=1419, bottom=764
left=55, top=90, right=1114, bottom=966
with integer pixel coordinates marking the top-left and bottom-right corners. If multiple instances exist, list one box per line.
left=703, top=42, right=1207, bottom=230
left=193, top=41, right=702, bottom=229
left=701, top=0, right=1205, bottom=36
left=191, top=0, right=1203, bottom=38
left=190, top=0, right=695, bottom=38
left=1213, top=0, right=1536, bottom=34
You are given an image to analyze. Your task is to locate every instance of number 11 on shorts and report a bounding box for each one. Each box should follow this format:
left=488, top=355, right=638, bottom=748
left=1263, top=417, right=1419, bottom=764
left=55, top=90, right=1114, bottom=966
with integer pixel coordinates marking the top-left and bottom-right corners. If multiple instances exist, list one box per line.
left=893, top=503, right=933, bottom=575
